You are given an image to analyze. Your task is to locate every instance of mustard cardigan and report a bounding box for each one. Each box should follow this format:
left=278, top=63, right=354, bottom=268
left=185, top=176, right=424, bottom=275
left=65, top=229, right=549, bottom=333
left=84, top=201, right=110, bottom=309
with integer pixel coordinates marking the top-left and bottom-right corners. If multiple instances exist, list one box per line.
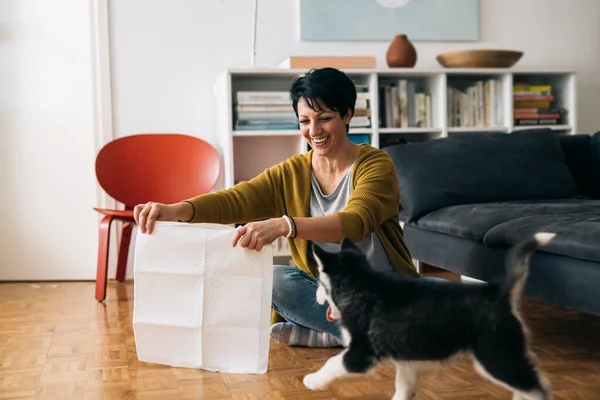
left=184, top=143, right=418, bottom=279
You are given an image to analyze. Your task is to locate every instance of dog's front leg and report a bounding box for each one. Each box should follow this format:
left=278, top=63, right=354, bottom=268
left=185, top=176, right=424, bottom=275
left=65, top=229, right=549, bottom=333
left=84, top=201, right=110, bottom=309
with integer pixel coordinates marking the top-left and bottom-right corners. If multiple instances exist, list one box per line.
left=303, top=347, right=376, bottom=391
left=303, top=350, right=348, bottom=390
left=392, top=361, right=419, bottom=400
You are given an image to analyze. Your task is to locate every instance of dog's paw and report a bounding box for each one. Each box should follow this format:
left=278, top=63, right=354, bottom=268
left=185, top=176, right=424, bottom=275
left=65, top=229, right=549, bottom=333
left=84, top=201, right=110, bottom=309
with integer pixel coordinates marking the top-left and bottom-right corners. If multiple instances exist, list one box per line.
left=303, top=372, right=328, bottom=390
left=391, top=389, right=416, bottom=400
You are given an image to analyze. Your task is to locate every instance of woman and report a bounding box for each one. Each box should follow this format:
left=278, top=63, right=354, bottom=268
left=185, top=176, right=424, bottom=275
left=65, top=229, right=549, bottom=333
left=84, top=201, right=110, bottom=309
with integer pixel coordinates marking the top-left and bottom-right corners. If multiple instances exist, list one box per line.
left=133, top=67, right=418, bottom=347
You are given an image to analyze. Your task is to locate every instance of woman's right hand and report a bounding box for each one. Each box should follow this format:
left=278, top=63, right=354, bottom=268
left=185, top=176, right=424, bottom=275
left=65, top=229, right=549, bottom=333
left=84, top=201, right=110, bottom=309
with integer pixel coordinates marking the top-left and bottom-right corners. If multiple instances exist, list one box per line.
left=134, top=202, right=192, bottom=234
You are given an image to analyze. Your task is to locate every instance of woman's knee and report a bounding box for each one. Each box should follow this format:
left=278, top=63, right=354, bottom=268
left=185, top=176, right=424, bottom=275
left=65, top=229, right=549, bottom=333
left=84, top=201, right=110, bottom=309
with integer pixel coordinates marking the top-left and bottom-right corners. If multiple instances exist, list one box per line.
left=273, top=265, right=295, bottom=292
left=272, top=265, right=293, bottom=304
left=272, top=265, right=316, bottom=307
left=273, top=265, right=314, bottom=287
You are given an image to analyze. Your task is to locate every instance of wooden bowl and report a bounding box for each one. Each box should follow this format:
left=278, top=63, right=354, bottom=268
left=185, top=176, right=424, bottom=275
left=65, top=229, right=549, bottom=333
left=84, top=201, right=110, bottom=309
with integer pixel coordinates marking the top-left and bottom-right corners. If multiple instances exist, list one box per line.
left=436, top=50, right=523, bottom=68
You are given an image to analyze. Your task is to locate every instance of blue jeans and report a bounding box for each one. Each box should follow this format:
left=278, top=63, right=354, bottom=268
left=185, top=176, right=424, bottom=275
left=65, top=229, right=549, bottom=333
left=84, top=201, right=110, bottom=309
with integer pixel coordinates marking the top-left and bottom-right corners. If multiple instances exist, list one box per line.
left=270, top=265, right=450, bottom=340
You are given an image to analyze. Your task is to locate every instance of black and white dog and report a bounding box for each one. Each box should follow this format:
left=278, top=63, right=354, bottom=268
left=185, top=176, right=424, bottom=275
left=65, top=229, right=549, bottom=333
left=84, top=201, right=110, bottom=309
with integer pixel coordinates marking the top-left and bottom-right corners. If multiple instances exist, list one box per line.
left=304, top=233, right=555, bottom=400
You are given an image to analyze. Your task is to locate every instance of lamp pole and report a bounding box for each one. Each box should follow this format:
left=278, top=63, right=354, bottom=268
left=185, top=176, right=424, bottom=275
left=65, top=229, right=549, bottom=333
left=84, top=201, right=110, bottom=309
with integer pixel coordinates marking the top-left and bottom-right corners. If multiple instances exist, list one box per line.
left=251, top=0, right=258, bottom=67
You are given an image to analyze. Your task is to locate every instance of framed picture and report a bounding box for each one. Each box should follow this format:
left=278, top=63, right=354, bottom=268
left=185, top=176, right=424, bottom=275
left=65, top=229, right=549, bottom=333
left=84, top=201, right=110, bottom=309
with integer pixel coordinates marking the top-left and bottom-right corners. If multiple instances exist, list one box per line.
left=298, top=0, right=479, bottom=42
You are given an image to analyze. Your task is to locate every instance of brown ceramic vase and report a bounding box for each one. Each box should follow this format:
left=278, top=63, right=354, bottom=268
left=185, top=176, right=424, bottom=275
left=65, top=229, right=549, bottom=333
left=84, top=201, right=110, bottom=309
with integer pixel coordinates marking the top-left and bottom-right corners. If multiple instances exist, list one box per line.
left=386, top=34, right=417, bottom=68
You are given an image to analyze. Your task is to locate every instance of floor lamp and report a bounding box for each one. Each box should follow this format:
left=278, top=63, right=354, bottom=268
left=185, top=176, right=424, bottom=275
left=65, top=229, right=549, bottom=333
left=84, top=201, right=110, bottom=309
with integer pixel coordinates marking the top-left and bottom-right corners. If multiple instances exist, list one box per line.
left=251, top=0, right=257, bottom=67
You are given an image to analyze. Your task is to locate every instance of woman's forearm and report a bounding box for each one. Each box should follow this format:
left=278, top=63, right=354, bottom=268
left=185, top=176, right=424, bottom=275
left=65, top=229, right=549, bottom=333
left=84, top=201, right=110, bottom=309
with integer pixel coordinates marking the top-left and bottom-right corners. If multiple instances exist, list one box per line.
left=292, top=214, right=343, bottom=244
left=175, top=201, right=195, bottom=222
left=181, top=180, right=278, bottom=225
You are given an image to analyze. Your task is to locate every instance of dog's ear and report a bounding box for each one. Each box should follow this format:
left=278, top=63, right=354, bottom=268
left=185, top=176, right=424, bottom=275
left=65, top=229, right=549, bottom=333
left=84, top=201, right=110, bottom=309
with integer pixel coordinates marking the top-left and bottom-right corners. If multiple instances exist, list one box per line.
left=341, top=237, right=360, bottom=253
left=312, top=242, right=335, bottom=274
left=306, top=241, right=315, bottom=263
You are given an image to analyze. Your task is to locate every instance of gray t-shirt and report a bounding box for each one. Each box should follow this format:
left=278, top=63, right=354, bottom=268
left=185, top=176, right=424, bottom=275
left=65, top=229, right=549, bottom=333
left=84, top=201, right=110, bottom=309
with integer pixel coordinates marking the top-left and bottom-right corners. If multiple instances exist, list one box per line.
left=310, top=164, right=397, bottom=275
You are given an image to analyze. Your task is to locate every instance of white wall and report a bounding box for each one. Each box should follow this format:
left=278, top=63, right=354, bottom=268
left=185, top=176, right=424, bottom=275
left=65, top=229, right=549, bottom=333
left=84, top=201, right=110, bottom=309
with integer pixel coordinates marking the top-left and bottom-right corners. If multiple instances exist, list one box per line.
left=109, top=0, right=600, bottom=151
left=108, top=0, right=600, bottom=278
left=0, top=1, right=99, bottom=280
left=1, top=0, right=596, bottom=281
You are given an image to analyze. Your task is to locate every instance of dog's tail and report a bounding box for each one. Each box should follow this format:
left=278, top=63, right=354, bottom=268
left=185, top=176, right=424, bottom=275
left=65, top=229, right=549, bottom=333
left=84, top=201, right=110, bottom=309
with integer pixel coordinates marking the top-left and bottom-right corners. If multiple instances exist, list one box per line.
left=501, top=232, right=556, bottom=304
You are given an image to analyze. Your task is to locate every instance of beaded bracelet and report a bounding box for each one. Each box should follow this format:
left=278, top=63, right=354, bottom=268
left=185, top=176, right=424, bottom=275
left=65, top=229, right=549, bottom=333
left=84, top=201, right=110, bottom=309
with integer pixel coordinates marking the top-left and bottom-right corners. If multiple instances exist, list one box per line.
left=282, top=215, right=294, bottom=238
left=289, top=216, right=297, bottom=239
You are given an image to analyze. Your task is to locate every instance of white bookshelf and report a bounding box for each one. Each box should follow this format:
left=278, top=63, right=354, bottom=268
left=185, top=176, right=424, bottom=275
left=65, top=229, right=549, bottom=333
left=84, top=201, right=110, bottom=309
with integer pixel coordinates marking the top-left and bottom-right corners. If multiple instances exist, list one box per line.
left=216, top=67, right=577, bottom=189
left=214, top=67, right=577, bottom=257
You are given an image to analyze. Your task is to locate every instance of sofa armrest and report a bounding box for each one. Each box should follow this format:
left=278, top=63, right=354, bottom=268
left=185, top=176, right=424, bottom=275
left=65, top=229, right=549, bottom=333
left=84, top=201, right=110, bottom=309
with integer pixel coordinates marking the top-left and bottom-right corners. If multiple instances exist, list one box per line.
left=589, top=131, right=600, bottom=198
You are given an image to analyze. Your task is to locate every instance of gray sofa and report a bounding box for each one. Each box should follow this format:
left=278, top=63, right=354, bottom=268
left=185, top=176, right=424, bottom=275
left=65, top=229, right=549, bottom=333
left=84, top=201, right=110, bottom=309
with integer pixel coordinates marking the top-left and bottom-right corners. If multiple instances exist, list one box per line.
left=384, top=128, right=600, bottom=317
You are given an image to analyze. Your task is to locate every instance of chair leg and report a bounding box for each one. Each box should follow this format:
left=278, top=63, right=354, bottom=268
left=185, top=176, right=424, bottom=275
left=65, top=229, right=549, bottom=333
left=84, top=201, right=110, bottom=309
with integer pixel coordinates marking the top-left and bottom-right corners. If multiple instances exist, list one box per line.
left=96, top=215, right=114, bottom=302
left=115, top=221, right=133, bottom=282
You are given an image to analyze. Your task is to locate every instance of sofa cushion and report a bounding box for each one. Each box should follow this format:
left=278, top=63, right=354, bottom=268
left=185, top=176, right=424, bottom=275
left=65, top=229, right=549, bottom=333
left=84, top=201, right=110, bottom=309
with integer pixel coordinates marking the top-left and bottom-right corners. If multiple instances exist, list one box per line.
left=411, top=199, right=600, bottom=243
left=385, top=129, right=582, bottom=222
left=484, top=210, right=600, bottom=263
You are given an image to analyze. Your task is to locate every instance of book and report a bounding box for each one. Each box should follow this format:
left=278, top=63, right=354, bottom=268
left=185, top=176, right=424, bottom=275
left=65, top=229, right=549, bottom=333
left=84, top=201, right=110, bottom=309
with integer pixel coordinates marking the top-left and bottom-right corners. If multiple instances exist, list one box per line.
left=277, top=56, right=376, bottom=69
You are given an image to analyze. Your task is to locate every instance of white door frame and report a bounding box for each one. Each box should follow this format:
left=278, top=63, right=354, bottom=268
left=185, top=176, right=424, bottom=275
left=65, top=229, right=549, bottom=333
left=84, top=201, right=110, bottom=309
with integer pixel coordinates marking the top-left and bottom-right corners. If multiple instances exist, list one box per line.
left=90, top=0, right=119, bottom=275
left=90, top=0, right=115, bottom=210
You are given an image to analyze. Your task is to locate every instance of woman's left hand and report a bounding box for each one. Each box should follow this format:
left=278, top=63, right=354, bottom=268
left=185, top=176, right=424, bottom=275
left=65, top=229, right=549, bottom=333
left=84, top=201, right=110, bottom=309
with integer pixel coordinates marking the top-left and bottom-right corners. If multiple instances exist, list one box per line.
left=232, top=217, right=289, bottom=251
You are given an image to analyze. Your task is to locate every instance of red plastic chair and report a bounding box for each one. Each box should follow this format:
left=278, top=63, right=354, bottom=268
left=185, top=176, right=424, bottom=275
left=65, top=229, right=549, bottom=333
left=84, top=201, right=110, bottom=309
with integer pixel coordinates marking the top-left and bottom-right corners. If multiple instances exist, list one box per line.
left=93, top=133, right=220, bottom=301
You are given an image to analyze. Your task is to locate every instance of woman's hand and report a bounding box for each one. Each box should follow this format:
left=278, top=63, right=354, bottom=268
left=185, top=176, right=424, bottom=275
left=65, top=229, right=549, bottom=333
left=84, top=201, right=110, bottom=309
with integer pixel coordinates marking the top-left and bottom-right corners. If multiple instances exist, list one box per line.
left=134, top=201, right=193, bottom=234
left=232, top=218, right=289, bottom=251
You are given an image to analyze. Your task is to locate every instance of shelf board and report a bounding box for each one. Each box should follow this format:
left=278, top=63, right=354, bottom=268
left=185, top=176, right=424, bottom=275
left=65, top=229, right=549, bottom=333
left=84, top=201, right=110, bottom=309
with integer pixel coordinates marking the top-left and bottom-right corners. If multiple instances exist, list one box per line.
left=233, top=129, right=300, bottom=137
left=225, top=67, right=576, bottom=76
left=512, top=124, right=572, bottom=131
left=232, top=125, right=573, bottom=137
left=448, top=126, right=509, bottom=133
left=349, top=128, right=372, bottom=134
left=379, top=127, right=443, bottom=134
left=233, top=128, right=374, bottom=137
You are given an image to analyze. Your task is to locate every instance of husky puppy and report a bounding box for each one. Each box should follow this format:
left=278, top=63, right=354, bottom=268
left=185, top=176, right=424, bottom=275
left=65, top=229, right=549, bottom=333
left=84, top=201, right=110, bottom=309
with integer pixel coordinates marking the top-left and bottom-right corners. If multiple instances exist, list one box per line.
left=304, top=233, right=555, bottom=400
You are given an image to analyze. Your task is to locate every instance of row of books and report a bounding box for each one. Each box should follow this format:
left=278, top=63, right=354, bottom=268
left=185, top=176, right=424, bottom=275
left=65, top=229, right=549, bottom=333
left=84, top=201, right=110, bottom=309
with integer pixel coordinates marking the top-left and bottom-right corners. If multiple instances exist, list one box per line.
left=233, top=83, right=567, bottom=130
left=234, top=91, right=297, bottom=131
left=351, top=84, right=371, bottom=128
left=448, top=79, right=503, bottom=128
left=379, top=80, right=432, bottom=128
left=513, top=83, right=565, bottom=126
left=233, top=85, right=372, bottom=131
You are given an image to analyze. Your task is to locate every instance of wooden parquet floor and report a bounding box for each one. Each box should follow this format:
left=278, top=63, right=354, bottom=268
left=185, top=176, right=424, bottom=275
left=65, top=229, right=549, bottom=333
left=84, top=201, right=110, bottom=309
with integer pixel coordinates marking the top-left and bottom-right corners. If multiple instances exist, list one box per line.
left=1, top=278, right=599, bottom=400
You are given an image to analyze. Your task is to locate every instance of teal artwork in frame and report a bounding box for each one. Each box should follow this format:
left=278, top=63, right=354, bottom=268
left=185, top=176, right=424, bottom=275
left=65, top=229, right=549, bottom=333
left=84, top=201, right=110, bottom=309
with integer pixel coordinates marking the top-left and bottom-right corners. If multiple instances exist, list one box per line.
left=299, top=0, right=479, bottom=42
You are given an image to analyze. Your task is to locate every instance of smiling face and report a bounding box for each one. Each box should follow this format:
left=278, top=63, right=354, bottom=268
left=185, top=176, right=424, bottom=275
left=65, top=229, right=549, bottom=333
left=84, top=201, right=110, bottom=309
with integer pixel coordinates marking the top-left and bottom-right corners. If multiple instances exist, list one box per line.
left=297, top=98, right=351, bottom=157
left=289, top=68, right=357, bottom=157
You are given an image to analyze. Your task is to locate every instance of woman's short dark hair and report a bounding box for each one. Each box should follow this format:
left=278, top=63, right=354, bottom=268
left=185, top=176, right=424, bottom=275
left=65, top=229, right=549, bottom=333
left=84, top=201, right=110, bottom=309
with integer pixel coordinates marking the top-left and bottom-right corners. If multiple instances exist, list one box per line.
left=290, top=67, right=357, bottom=133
